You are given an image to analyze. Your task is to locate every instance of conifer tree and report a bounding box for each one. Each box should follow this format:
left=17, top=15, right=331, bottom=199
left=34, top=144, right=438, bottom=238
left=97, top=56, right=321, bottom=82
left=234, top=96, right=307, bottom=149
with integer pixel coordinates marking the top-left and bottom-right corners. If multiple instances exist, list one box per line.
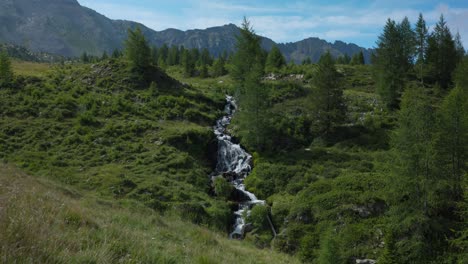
left=374, top=19, right=406, bottom=109
left=302, top=57, right=312, bottom=65
left=398, top=17, right=416, bottom=73
left=0, top=50, right=13, bottom=86
left=212, top=57, right=227, bottom=77
left=150, top=46, right=158, bottom=65
left=101, top=51, right=108, bottom=60
left=124, top=27, right=151, bottom=70
left=426, top=15, right=458, bottom=89
left=232, top=18, right=269, bottom=150
left=158, top=44, right=169, bottom=65
left=167, top=45, right=180, bottom=66
left=350, top=51, right=365, bottom=65
left=265, top=45, right=286, bottom=73
left=311, top=52, right=345, bottom=136
left=181, top=49, right=195, bottom=77
left=81, top=52, right=89, bottom=63
left=415, top=13, right=428, bottom=84
left=454, top=32, right=465, bottom=63
left=389, top=86, right=437, bottom=262
left=436, top=84, right=468, bottom=199
left=111, top=49, right=122, bottom=58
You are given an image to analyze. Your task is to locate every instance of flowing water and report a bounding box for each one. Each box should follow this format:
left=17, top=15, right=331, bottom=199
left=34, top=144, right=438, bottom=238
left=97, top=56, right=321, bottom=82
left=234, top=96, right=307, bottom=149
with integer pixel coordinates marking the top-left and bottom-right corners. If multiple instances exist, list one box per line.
left=211, top=96, right=265, bottom=239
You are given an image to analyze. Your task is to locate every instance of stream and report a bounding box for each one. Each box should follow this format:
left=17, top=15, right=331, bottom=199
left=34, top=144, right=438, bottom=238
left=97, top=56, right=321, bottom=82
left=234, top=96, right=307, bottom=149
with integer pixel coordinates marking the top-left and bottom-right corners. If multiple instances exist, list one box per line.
left=211, top=95, right=265, bottom=239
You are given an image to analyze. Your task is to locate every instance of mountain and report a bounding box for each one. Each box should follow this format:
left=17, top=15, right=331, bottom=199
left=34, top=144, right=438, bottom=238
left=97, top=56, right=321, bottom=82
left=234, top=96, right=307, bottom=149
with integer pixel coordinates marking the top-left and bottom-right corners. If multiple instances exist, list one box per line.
left=0, top=0, right=372, bottom=63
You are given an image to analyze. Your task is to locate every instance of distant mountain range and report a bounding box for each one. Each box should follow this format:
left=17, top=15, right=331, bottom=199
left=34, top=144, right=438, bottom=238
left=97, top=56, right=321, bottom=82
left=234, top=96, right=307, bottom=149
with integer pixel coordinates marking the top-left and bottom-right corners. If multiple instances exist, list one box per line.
left=0, top=0, right=372, bottom=63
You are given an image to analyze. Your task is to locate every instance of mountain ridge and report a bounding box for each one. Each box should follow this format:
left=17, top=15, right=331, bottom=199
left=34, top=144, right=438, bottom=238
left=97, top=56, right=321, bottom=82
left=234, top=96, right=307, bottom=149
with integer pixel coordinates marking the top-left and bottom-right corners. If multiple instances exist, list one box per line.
left=0, top=0, right=372, bottom=63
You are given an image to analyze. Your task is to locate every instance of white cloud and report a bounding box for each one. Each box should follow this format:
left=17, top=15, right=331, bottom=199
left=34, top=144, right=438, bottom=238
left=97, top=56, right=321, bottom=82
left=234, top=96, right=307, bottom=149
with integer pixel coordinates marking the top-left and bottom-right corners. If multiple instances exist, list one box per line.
left=77, top=0, right=468, bottom=49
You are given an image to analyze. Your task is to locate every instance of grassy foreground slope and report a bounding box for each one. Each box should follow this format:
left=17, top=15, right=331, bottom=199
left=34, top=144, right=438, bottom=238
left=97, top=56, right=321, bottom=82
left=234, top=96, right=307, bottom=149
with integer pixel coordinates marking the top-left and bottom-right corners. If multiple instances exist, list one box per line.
left=1, top=59, right=233, bottom=225
left=0, top=164, right=299, bottom=263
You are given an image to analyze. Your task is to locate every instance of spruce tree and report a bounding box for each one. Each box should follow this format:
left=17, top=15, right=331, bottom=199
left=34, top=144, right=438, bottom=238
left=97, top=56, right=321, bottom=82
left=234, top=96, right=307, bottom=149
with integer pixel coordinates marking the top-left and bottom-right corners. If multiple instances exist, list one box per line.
left=398, top=17, right=416, bottom=73
left=150, top=46, right=158, bottom=66
left=436, top=85, right=468, bottom=199
left=111, top=49, right=122, bottom=59
left=0, top=50, right=13, bottom=86
left=101, top=51, right=108, bottom=60
left=158, top=44, right=169, bottom=65
left=350, top=51, right=365, bottom=65
left=124, top=27, right=151, bottom=70
left=265, top=45, right=286, bottom=73
left=181, top=49, right=195, bottom=77
left=374, top=19, right=405, bottom=109
left=212, top=57, right=227, bottom=77
left=415, top=13, right=428, bottom=84
left=426, top=15, right=458, bottom=89
left=311, top=52, right=345, bottom=136
left=389, top=86, right=437, bottom=262
left=302, top=57, right=312, bottom=65
left=232, top=17, right=269, bottom=150
left=454, top=32, right=465, bottom=63
left=81, top=52, right=89, bottom=63
left=167, top=45, right=180, bottom=66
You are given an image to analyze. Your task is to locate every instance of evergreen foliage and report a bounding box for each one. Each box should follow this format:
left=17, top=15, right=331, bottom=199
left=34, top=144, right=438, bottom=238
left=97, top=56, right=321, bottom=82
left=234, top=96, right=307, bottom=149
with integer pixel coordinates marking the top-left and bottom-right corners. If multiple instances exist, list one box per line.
left=426, top=15, right=458, bottom=89
left=415, top=13, right=428, bottom=84
left=231, top=18, right=269, bottom=151
left=265, top=45, right=286, bottom=73
left=374, top=19, right=406, bottom=109
left=311, top=52, right=345, bottom=136
left=350, top=51, right=365, bottom=65
left=0, top=50, right=13, bottom=86
left=124, top=27, right=151, bottom=71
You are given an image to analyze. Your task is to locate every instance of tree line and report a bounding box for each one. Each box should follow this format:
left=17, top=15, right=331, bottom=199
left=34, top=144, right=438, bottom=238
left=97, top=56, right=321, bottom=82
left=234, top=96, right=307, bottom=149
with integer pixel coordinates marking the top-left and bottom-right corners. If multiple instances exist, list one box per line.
left=374, top=14, right=465, bottom=109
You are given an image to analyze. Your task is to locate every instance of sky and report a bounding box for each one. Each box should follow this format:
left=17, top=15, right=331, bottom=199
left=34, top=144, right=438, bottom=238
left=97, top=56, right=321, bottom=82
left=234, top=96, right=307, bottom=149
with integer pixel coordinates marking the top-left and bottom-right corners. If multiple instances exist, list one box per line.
left=78, top=0, right=468, bottom=49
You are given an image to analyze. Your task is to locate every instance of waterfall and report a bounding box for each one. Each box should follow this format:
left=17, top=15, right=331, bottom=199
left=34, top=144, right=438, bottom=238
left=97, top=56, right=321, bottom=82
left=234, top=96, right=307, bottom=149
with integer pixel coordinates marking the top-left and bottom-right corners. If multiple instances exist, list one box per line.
left=211, top=96, right=265, bottom=239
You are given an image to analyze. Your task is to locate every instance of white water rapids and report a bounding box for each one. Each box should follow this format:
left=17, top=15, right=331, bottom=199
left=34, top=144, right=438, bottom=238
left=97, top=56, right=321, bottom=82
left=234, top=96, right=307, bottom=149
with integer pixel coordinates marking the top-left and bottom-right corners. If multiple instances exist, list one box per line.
left=211, top=96, right=265, bottom=239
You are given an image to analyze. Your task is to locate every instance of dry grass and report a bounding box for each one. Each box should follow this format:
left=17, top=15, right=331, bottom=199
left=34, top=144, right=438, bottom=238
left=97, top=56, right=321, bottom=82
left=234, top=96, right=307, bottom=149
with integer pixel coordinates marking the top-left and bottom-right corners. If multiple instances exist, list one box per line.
left=11, top=60, right=52, bottom=77
left=0, top=164, right=300, bottom=263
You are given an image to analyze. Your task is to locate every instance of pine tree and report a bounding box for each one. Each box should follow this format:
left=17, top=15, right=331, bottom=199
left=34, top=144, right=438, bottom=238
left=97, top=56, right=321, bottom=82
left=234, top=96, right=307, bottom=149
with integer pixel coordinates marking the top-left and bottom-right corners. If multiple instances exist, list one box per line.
left=150, top=46, right=158, bottom=66
left=0, top=50, right=13, bottom=86
left=454, top=32, right=465, bottom=63
left=81, top=52, right=89, bottom=63
left=212, top=57, right=227, bottom=77
left=302, top=57, right=312, bottom=65
left=436, top=85, right=468, bottom=199
left=111, top=49, right=122, bottom=59
left=311, top=52, right=345, bottom=136
left=426, top=15, right=458, bottom=89
left=398, top=17, right=416, bottom=73
left=190, top=49, right=200, bottom=66
left=158, top=44, right=169, bottom=65
left=181, top=49, right=195, bottom=77
left=124, top=27, right=151, bottom=70
left=101, top=51, right=108, bottom=60
left=415, top=13, right=428, bottom=84
left=350, top=51, right=365, bottom=65
left=199, top=48, right=213, bottom=66
left=265, top=45, right=286, bottom=73
left=454, top=56, right=468, bottom=89
left=232, top=18, right=269, bottom=150
left=167, top=45, right=180, bottom=66
left=374, top=19, right=406, bottom=109
left=389, top=86, right=437, bottom=262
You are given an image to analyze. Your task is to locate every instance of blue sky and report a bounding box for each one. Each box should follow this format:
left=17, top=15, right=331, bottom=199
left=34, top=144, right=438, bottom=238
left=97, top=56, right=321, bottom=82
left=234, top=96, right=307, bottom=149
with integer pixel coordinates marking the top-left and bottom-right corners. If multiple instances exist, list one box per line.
left=78, top=0, right=468, bottom=48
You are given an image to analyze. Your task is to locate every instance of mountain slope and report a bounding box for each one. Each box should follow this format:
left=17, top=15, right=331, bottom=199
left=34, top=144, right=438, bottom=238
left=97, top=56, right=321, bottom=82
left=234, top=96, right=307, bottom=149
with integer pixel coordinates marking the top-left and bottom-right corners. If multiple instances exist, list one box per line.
left=0, top=0, right=372, bottom=62
left=0, top=164, right=300, bottom=263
